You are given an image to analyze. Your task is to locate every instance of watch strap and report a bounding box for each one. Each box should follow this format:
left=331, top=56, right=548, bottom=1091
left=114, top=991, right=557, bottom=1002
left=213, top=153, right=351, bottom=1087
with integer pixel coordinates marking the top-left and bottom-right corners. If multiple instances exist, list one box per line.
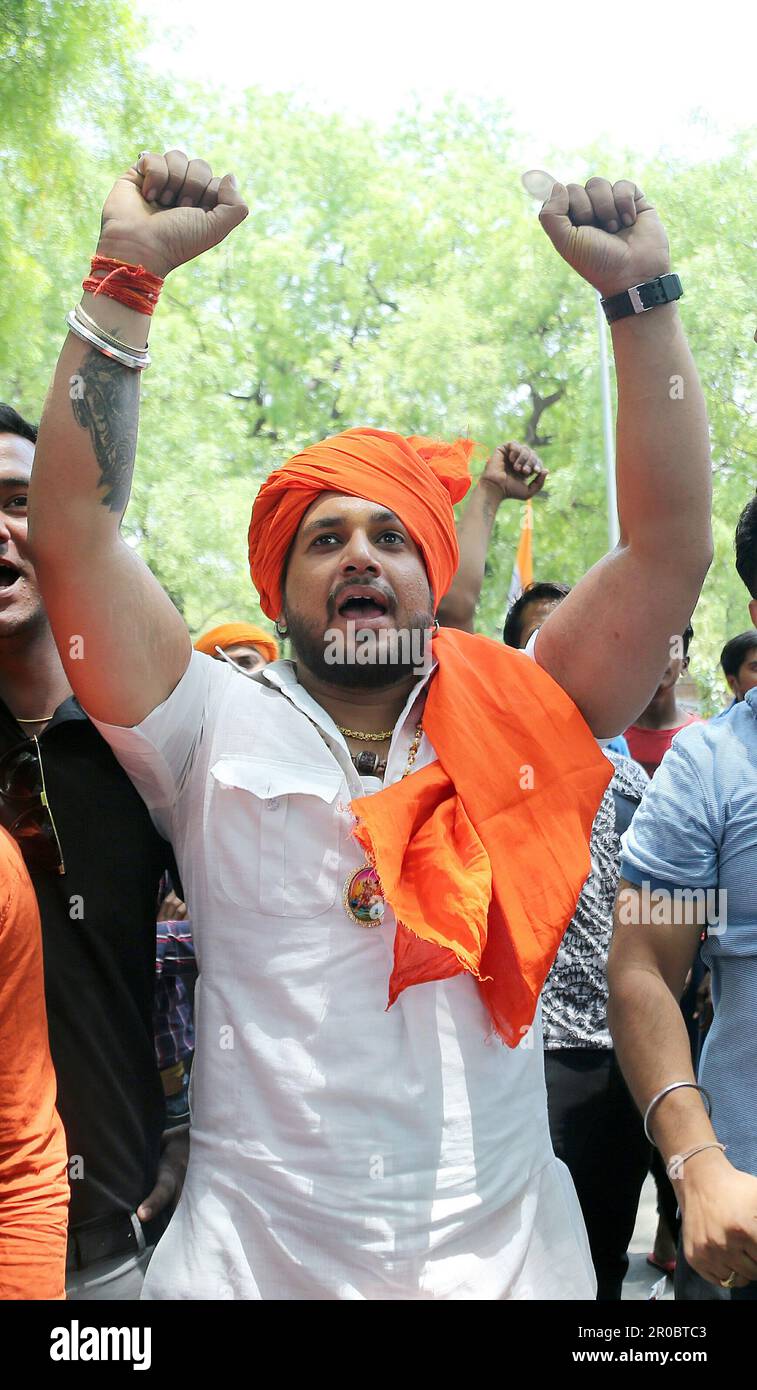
left=601, top=273, right=683, bottom=323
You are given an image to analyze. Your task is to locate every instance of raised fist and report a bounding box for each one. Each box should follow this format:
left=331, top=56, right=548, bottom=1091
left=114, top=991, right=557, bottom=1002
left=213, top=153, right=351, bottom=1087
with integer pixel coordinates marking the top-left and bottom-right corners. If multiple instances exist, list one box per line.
left=97, top=149, right=249, bottom=279
left=479, top=442, right=547, bottom=502
left=539, top=178, right=670, bottom=299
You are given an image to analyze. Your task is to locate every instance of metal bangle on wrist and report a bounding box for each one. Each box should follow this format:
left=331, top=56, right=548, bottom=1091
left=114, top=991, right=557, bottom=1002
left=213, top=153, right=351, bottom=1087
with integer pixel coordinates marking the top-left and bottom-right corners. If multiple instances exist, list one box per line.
left=65, top=308, right=151, bottom=370
left=75, top=303, right=149, bottom=354
left=666, top=1141, right=726, bottom=1182
left=643, top=1080, right=713, bottom=1145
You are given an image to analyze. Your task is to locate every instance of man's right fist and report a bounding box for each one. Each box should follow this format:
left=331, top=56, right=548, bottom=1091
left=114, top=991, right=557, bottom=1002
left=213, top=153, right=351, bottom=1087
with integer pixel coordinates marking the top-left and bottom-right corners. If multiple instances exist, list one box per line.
left=97, top=149, right=248, bottom=279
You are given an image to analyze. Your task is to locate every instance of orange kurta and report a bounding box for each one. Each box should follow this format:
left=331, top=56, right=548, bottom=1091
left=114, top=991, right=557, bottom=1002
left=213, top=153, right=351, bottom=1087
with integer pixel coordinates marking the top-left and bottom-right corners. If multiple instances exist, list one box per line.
left=0, top=828, right=69, bottom=1298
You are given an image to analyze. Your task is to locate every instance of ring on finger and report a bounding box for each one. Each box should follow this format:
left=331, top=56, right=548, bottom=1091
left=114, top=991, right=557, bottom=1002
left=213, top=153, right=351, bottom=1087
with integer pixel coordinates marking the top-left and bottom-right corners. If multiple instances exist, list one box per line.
left=719, top=1269, right=739, bottom=1289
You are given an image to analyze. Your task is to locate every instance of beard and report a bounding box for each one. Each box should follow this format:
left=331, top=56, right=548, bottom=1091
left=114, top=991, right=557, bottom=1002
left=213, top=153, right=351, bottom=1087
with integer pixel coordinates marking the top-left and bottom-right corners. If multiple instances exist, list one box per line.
left=284, top=604, right=436, bottom=689
left=0, top=594, right=50, bottom=645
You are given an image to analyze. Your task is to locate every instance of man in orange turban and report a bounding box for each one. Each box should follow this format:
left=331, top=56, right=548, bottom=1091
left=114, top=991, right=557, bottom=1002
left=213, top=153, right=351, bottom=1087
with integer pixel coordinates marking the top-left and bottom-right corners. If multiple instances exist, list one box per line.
left=30, top=149, right=712, bottom=1301
left=194, top=622, right=279, bottom=672
left=248, top=427, right=611, bottom=1042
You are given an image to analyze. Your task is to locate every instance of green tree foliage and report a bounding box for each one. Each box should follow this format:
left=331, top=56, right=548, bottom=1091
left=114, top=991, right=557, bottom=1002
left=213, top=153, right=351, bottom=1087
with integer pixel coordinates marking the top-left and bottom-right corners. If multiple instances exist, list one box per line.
left=0, top=28, right=754, bottom=705
left=0, top=0, right=173, bottom=401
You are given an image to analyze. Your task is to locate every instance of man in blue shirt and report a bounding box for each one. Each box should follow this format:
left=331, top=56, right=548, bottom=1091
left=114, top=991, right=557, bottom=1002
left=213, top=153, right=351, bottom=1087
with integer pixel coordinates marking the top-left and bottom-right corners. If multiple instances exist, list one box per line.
left=608, top=492, right=757, bottom=1298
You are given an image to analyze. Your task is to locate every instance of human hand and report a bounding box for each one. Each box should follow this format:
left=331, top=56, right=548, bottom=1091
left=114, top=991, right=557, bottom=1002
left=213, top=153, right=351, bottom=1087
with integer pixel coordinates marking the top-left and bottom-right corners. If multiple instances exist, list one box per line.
left=137, top=1126, right=189, bottom=1224
left=97, top=149, right=248, bottom=280
left=539, top=177, right=669, bottom=299
left=157, top=890, right=188, bottom=923
left=678, top=1149, right=757, bottom=1289
left=479, top=442, right=547, bottom=502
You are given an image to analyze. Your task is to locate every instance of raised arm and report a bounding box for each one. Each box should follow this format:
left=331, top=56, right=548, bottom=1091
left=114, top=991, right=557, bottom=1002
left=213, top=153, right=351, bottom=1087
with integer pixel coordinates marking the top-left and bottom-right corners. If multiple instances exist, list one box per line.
left=29, top=150, right=248, bottom=726
left=531, top=178, right=712, bottom=736
left=437, top=442, right=546, bottom=631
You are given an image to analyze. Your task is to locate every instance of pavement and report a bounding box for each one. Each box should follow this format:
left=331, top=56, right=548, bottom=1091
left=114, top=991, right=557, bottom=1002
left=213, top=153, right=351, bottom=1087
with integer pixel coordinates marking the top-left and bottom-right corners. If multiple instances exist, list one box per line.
left=622, top=1173, right=674, bottom=1301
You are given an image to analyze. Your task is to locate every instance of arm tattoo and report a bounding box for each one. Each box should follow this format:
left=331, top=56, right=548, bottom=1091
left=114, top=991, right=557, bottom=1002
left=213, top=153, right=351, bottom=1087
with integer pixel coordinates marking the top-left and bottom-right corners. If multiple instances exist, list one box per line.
left=70, top=348, right=140, bottom=513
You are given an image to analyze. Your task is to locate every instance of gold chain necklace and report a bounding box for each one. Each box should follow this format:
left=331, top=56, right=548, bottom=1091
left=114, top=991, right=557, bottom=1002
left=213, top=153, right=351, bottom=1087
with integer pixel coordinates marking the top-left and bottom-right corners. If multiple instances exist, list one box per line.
left=337, top=725, right=393, bottom=742
left=343, top=720, right=423, bottom=928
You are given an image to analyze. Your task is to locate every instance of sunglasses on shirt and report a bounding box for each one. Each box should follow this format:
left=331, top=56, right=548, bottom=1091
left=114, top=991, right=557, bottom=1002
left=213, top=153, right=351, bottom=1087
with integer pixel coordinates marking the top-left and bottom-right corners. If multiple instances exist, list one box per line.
left=0, top=735, right=66, bottom=874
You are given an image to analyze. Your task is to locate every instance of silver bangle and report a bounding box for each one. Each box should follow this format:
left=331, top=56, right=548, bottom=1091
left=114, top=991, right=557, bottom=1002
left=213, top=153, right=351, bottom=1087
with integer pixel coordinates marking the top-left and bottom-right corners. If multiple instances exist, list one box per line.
left=643, top=1081, right=713, bottom=1145
left=75, top=303, right=149, bottom=356
left=666, top=1141, right=726, bottom=1181
left=65, top=310, right=151, bottom=370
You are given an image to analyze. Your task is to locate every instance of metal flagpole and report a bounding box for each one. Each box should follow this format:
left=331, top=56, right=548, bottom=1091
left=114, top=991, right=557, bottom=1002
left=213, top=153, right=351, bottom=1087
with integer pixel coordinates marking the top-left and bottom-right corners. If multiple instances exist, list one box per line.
left=595, top=289, right=620, bottom=548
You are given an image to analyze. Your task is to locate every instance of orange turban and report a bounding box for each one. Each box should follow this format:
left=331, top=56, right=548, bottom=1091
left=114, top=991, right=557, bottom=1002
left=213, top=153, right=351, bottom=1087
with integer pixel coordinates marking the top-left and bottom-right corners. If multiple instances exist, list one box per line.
left=194, top=622, right=279, bottom=664
left=248, top=428, right=475, bottom=618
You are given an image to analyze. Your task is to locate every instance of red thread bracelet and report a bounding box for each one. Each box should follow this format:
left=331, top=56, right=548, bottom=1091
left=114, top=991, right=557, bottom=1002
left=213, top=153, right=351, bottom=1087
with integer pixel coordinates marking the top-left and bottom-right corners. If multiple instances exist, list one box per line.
left=82, top=255, right=164, bottom=316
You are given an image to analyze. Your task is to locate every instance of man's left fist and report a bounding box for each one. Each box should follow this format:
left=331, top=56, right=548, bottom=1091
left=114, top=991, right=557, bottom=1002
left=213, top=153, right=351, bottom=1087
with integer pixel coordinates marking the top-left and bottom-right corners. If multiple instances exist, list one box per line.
left=539, top=178, right=670, bottom=300
left=480, top=442, right=547, bottom=502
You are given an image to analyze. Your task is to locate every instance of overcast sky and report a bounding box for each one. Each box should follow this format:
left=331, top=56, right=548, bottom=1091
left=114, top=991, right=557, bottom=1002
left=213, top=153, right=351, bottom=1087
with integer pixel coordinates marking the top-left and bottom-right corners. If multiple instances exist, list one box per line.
left=139, top=0, right=754, bottom=164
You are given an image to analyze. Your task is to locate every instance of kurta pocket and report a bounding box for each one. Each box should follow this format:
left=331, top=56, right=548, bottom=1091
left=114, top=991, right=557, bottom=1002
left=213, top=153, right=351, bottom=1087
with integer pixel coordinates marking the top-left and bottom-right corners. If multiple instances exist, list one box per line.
left=207, top=755, right=343, bottom=918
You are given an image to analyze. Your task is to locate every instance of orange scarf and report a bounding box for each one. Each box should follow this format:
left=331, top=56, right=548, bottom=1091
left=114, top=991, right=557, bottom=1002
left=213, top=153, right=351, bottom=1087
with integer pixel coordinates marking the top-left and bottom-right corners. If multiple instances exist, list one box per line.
left=351, top=628, right=611, bottom=1045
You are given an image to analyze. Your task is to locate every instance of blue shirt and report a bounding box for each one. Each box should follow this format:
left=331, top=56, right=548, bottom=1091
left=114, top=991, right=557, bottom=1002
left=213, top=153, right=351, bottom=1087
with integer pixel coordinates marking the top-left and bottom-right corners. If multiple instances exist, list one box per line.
left=621, top=692, right=757, bottom=1176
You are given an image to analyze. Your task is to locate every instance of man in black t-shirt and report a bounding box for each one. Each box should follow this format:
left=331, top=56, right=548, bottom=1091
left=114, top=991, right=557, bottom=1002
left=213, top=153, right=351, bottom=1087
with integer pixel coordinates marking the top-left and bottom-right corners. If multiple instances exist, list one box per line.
left=0, top=405, right=186, bottom=1298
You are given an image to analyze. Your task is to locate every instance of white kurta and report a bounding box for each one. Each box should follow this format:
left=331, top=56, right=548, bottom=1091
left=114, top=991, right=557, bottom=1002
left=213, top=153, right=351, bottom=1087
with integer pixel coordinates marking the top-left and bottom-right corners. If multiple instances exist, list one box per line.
left=93, top=652, right=595, bottom=1300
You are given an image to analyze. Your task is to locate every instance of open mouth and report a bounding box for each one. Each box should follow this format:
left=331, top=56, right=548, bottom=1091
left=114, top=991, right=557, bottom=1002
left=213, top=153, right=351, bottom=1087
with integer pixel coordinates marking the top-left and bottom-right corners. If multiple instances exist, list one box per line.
left=0, top=562, right=20, bottom=590
left=336, top=591, right=390, bottom=620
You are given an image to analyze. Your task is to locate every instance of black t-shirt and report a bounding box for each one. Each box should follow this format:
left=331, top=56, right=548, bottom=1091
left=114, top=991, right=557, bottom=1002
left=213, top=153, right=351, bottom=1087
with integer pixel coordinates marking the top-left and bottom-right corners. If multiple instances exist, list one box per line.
left=0, top=697, right=171, bottom=1229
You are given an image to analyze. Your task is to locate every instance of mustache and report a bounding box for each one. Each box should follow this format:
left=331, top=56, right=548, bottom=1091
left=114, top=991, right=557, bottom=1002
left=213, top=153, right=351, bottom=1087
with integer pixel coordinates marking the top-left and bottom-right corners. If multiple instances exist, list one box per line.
left=326, top=581, right=397, bottom=619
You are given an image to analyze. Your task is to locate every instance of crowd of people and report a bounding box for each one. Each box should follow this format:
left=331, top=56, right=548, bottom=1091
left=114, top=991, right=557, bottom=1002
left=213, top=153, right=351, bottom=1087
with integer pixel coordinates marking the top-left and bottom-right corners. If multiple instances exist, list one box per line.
left=0, top=145, right=754, bottom=1303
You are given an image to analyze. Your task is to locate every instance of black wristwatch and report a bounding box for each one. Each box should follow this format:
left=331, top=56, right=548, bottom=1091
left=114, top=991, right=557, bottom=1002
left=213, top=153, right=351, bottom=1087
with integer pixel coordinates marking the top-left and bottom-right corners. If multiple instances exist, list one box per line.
left=601, top=273, right=683, bottom=324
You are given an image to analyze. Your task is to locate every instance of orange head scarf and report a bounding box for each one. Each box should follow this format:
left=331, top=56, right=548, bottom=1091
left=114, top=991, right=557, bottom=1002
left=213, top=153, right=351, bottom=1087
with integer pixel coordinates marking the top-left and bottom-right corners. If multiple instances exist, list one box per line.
left=194, top=622, right=279, bottom=665
left=246, top=427, right=611, bottom=1044
left=248, top=428, right=474, bottom=618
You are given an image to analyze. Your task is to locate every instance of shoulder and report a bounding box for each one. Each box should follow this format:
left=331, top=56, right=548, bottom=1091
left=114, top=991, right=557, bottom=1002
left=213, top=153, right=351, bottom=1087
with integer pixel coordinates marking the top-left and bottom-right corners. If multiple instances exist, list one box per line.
left=438, top=626, right=583, bottom=715
left=147, top=648, right=269, bottom=729
left=669, top=706, right=750, bottom=766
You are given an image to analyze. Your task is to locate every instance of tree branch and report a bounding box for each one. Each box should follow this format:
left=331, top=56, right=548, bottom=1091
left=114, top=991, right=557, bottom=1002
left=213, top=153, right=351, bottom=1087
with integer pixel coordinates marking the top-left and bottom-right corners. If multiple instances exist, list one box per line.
left=522, top=383, right=564, bottom=448
left=365, top=274, right=399, bottom=313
